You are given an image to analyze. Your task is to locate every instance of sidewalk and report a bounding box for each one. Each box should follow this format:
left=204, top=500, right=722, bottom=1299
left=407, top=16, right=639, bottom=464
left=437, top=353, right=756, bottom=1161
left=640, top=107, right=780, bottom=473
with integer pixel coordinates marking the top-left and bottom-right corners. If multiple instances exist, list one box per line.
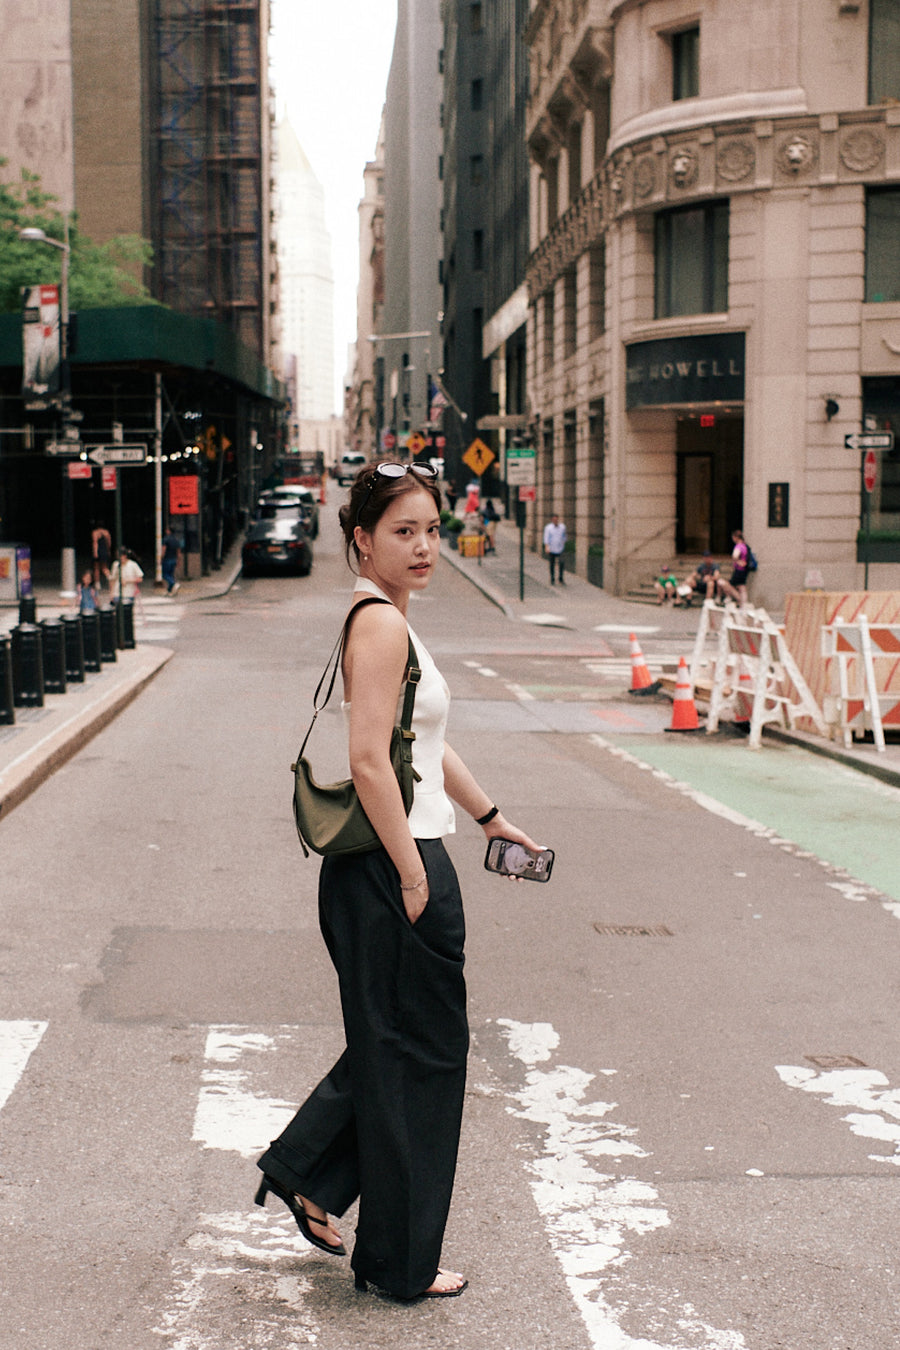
left=442, top=518, right=900, bottom=790
left=0, top=544, right=243, bottom=818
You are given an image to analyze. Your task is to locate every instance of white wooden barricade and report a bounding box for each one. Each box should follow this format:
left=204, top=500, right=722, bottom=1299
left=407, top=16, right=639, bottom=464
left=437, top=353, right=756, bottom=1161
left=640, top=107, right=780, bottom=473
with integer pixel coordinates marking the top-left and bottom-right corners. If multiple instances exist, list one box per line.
left=821, top=614, right=900, bottom=752
left=707, top=608, right=827, bottom=749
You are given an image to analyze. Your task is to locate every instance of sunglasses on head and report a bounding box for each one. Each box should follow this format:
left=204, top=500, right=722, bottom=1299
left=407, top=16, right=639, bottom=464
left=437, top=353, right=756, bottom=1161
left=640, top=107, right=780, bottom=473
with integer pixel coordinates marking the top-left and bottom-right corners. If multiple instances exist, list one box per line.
left=355, top=462, right=439, bottom=527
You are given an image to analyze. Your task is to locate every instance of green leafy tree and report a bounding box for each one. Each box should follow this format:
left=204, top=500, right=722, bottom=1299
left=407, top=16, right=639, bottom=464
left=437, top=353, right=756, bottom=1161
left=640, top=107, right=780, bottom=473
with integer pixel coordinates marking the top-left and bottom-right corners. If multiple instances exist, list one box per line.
left=0, top=164, right=156, bottom=312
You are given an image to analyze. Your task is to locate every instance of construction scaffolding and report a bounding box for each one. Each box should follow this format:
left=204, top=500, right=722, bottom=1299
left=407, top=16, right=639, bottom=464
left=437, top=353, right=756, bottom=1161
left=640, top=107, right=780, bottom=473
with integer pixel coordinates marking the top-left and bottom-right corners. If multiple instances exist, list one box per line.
left=150, top=0, right=270, bottom=359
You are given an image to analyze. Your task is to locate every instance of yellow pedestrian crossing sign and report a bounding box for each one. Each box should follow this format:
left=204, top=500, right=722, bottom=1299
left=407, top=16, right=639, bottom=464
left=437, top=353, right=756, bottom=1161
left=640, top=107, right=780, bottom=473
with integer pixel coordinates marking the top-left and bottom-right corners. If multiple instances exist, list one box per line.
left=463, top=438, right=495, bottom=476
left=408, top=432, right=426, bottom=456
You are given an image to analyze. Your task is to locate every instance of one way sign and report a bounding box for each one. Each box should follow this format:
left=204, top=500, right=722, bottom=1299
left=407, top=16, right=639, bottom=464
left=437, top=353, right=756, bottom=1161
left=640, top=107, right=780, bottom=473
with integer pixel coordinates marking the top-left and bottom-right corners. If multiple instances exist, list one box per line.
left=844, top=431, right=894, bottom=451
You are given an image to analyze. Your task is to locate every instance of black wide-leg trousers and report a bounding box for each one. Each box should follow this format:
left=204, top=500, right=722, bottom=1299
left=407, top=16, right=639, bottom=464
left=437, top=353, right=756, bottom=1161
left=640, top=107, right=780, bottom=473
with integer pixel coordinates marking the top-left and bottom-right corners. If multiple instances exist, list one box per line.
left=257, top=838, right=468, bottom=1300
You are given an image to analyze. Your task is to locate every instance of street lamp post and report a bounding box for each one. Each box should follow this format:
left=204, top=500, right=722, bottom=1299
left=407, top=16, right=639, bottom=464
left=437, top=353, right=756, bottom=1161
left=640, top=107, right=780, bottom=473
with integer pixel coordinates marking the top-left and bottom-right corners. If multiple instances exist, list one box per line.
left=19, top=223, right=78, bottom=597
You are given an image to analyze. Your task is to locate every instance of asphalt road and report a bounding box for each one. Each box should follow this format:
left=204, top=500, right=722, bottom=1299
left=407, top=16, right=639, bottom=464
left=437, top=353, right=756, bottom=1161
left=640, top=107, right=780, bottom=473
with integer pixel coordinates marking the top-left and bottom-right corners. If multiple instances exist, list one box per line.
left=2, top=507, right=900, bottom=1350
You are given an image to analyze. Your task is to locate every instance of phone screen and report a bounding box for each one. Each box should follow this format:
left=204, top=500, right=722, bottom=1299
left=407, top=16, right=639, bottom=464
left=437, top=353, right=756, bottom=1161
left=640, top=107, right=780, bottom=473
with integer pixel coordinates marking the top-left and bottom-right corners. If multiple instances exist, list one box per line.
left=484, top=838, right=554, bottom=882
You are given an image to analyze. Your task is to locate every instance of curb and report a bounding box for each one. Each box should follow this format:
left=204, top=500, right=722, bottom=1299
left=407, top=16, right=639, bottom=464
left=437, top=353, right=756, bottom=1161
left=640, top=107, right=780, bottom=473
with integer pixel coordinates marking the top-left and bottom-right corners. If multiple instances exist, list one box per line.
left=763, top=724, right=900, bottom=790
left=439, top=541, right=516, bottom=619
left=0, top=646, right=173, bottom=819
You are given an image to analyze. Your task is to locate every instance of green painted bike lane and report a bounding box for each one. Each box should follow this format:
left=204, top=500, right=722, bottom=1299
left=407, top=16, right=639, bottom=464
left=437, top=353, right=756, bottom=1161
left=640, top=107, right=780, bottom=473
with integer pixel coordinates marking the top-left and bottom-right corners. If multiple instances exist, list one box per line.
left=595, top=730, right=900, bottom=903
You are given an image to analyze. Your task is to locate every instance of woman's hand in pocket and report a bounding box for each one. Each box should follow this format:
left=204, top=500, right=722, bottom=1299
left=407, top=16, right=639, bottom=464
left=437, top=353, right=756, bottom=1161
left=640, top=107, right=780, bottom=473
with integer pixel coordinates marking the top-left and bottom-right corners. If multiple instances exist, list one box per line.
left=402, top=873, right=430, bottom=924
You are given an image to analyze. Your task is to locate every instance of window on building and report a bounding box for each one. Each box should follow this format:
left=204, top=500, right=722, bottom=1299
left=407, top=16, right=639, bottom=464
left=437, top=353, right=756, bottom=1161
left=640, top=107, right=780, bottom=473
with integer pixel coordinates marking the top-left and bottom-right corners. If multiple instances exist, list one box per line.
left=470, top=154, right=484, bottom=185
left=438, top=155, right=444, bottom=181
left=589, top=243, right=606, bottom=338
left=473, top=229, right=484, bottom=271
left=672, top=26, right=700, bottom=101
left=543, top=291, right=555, bottom=370
left=870, top=0, right=900, bottom=103
left=471, top=79, right=483, bottom=112
left=470, top=2, right=484, bottom=33
left=563, top=268, right=577, bottom=358
left=567, top=123, right=583, bottom=204
left=866, top=189, right=900, bottom=301
left=655, top=200, right=728, bottom=318
left=545, top=158, right=559, bottom=225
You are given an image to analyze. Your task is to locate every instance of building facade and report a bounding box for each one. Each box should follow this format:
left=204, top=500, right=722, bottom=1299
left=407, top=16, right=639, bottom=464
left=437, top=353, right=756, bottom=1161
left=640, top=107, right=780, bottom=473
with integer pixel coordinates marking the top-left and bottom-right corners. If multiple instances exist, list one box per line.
left=525, top=0, right=900, bottom=604
left=381, top=0, right=444, bottom=445
left=276, top=119, right=335, bottom=429
left=348, top=113, right=386, bottom=457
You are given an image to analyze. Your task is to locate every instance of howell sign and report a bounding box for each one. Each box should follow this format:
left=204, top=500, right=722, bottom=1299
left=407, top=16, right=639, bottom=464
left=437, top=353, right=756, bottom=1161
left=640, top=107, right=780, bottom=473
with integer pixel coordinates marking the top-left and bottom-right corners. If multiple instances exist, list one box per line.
left=625, top=333, right=745, bottom=409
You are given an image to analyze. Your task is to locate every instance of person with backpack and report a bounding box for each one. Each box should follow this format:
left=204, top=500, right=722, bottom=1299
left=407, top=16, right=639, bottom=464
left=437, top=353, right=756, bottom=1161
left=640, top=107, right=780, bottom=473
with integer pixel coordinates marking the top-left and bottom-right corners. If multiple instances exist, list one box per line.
left=717, top=529, right=755, bottom=605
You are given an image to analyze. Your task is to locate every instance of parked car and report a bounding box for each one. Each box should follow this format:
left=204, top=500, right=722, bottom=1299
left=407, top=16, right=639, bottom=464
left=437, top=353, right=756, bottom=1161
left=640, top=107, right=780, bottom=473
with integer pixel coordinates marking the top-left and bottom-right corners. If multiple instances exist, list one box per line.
left=256, top=485, right=319, bottom=538
left=337, top=452, right=366, bottom=486
left=242, top=517, right=313, bottom=577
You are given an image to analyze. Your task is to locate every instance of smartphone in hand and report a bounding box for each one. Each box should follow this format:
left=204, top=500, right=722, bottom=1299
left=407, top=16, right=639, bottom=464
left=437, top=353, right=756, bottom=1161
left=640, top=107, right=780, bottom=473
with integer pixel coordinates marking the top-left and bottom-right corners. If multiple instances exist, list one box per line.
left=484, top=837, right=554, bottom=882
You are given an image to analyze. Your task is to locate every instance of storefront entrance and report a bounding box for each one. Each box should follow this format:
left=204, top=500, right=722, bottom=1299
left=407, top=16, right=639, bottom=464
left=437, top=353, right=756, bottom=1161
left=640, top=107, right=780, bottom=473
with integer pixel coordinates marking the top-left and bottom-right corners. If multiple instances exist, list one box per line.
left=675, top=415, right=744, bottom=555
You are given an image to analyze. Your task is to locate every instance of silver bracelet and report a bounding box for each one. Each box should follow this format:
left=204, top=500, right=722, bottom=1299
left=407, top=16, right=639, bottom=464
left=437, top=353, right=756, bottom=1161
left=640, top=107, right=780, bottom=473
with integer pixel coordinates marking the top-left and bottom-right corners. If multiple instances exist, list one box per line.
left=400, top=872, right=427, bottom=892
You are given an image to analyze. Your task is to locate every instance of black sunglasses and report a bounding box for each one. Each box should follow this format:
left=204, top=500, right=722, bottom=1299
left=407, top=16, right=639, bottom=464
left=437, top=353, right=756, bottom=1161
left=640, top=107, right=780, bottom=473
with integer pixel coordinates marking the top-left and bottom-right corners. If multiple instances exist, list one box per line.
left=355, top=462, right=438, bottom=527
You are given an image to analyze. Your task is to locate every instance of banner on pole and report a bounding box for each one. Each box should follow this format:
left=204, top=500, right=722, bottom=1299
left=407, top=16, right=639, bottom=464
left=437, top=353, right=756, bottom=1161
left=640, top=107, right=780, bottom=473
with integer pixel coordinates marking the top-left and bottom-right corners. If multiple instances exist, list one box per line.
left=21, top=284, right=61, bottom=407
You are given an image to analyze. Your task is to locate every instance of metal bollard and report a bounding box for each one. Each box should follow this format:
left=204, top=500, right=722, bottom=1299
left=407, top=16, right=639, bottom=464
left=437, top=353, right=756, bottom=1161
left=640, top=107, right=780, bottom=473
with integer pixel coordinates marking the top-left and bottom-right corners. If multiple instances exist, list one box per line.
left=98, top=608, right=118, bottom=662
left=11, top=623, right=44, bottom=707
left=18, top=595, right=37, bottom=625
left=119, top=599, right=136, bottom=650
left=0, top=635, right=14, bottom=725
left=40, top=618, right=67, bottom=695
left=80, top=611, right=102, bottom=673
left=60, top=613, right=86, bottom=683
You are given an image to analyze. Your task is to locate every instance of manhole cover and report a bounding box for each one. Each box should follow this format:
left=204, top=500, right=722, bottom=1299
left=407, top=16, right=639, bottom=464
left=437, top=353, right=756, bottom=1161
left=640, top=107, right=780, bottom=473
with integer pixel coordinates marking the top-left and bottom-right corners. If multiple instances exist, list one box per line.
left=593, top=923, right=673, bottom=937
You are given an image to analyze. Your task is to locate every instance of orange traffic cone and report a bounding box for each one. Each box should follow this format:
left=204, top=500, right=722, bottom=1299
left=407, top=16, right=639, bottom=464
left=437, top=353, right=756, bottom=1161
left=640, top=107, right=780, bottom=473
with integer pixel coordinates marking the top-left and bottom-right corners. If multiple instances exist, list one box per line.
left=665, top=657, right=701, bottom=732
left=628, top=633, right=660, bottom=696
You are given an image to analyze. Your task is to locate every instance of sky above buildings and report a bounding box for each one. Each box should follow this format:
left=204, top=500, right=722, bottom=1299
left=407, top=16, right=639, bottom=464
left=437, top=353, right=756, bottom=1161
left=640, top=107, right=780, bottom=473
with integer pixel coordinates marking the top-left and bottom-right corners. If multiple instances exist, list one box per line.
left=270, top=0, right=399, bottom=415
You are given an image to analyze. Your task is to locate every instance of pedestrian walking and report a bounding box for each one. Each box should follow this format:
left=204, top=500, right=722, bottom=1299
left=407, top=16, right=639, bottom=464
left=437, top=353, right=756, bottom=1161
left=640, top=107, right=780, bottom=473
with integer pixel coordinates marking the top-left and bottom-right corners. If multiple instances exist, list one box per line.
left=481, top=498, right=499, bottom=553
left=91, top=522, right=112, bottom=591
left=542, top=513, right=567, bottom=585
left=161, top=527, right=181, bottom=595
left=255, top=459, right=542, bottom=1303
left=110, top=548, right=144, bottom=617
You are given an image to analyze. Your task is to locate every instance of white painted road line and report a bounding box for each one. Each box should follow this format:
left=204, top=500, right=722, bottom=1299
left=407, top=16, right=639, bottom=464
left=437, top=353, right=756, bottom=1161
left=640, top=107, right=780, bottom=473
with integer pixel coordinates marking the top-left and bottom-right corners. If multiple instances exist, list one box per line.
left=192, top=1025, right=298, bottom=1158
left=497, top=1018, right=747, bottom=1350
left=0, top=1020, right=48, bottom=1113
left=776, top=1065, right=900, bottom=1165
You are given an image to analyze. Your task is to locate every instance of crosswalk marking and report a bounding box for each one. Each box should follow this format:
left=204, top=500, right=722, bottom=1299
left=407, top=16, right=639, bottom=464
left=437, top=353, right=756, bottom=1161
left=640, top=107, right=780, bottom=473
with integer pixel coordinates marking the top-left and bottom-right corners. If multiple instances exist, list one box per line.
left=497, top=1019, right=747, bottom=1350
left=0, top=1020, right=48, bottom=1113
left=776, top=1064, right=900, bottom=1165
left=192, top=1025, right=298, bottom=1158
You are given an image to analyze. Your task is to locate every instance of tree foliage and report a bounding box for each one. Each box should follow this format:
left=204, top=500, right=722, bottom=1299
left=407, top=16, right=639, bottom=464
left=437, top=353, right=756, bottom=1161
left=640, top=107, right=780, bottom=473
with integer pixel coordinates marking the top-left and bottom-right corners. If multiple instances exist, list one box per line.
left=0, top=164, right=156, bottom=312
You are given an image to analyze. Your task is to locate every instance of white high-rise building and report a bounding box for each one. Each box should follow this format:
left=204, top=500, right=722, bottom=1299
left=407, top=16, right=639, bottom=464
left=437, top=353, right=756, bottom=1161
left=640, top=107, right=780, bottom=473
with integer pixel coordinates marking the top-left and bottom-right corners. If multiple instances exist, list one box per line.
left=277, top=119, right=335, bottom=423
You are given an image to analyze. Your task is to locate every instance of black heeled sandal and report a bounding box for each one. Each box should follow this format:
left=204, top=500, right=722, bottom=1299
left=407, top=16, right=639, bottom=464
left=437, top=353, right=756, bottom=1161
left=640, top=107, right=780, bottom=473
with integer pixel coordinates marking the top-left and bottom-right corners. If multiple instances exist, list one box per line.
left=355, top=1271, right=468, bottom=1301
left=254, top=1175, right=346, bottom=1256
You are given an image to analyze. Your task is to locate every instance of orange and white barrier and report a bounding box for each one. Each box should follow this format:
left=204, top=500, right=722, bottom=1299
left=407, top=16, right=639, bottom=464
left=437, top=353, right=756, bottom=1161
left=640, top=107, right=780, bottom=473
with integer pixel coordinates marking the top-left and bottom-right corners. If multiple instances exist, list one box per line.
left=707, top=609, right=827, bottom=749
left=821, top=614, right=900, bottom=751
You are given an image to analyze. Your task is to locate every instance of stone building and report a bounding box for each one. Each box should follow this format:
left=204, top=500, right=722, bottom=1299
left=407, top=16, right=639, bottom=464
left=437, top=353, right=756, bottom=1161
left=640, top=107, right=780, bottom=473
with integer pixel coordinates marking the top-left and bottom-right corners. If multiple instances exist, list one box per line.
left=381, top=0, right=444, bottom=444
left=525, top=0, right=900, bottom=603
left=348, top=113, right=386, bottom=457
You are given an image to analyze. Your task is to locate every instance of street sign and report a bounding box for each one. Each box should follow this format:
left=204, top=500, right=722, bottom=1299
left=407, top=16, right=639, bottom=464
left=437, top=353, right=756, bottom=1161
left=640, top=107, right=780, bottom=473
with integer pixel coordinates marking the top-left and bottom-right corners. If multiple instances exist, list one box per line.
left=381, top=430, right=396, bottom=451
left=844, top=431, right=894, bottom=451
left=86, top=443, right=147, bottom=466
left=505, top=446, right=536, bottom=486
left=169, top=475, right=200, bottom=515
left=407, top=431, right=426, bottom=456
left=45, top=441, right=82, bottom=457
left=863, top=449, right=878, bottom=493
left=463, top=438, right=495, bottom=476
left=518, top=485, right=536, bottom=502
left=67, top=462, right=92, bottom=480
left=101, top=466, right=117, bottom=491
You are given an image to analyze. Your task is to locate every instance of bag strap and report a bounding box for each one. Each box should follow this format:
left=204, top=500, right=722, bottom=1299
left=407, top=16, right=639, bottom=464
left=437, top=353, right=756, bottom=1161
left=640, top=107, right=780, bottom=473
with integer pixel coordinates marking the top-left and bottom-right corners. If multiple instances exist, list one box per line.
left=296, top=596, right=420, bottom=760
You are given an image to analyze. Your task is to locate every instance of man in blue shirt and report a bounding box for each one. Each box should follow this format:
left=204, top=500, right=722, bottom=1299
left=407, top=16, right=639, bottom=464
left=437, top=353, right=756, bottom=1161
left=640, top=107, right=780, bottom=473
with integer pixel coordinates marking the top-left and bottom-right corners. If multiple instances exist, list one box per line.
left=542, top=514, right=567, bottom=585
